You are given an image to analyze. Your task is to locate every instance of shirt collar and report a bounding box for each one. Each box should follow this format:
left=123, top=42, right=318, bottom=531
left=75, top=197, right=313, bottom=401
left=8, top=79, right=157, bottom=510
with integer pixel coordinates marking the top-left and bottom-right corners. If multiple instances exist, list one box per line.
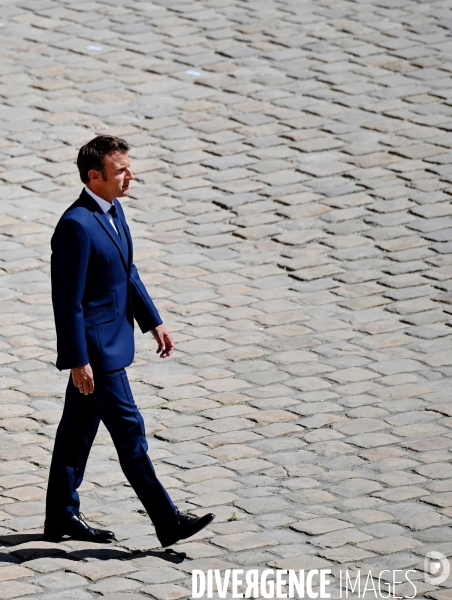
left=85, top=186, right=115, bottom=214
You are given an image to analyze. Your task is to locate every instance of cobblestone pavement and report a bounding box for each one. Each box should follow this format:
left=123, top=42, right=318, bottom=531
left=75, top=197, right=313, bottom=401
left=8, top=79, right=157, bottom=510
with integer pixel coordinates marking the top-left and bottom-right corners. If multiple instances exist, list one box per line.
left=1, top=0, right=452, bottom=598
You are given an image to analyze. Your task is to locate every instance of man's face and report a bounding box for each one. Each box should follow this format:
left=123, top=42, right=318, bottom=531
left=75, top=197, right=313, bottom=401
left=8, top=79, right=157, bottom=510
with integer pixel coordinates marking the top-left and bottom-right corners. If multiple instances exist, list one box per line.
left=88, top=151, right=134, bottom=201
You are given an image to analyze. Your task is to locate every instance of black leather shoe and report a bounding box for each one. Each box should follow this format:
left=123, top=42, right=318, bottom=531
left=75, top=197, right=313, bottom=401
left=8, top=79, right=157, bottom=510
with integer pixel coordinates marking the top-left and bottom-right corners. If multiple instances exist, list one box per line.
left=156, top=510, right=215, bottom=548
left=44, top=513, right=116, bottom=543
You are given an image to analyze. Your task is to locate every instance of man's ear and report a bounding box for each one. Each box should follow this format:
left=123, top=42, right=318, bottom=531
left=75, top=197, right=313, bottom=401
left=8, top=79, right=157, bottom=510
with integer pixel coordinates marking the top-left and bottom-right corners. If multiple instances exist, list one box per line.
left=87, top=169, right=101, bottom=182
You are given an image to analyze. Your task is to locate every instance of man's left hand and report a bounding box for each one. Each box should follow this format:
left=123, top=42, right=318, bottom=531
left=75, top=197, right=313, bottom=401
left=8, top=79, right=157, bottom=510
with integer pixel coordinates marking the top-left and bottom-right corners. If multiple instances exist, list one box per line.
left=151, top=324, right=175, bottom=358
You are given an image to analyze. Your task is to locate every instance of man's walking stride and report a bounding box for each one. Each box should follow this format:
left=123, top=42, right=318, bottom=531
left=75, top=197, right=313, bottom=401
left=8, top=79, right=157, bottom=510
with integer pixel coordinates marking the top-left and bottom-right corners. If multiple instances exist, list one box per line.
left=45, top=135, right=214, bottom=547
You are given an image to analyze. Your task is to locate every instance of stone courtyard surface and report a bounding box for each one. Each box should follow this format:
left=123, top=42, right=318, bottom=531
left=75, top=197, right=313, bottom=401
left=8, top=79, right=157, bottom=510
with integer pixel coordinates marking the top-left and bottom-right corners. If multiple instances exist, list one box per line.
left=1, top=0, right=452, bottom=597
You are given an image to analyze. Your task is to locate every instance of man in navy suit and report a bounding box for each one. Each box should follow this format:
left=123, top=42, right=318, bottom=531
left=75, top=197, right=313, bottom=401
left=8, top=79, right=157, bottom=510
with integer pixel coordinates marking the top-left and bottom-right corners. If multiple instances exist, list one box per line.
left=45, top=135, right=214, bottom=546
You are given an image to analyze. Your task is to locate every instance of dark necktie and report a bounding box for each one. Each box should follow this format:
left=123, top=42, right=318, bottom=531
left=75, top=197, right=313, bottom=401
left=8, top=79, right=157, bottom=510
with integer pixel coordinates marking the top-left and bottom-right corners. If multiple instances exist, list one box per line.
left=108, top=204, right=128, bottom=263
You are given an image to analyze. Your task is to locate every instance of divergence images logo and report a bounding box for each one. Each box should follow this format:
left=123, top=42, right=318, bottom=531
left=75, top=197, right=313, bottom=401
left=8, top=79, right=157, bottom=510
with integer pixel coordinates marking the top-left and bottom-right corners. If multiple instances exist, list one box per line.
left=424, top=552, right=450, bottom=585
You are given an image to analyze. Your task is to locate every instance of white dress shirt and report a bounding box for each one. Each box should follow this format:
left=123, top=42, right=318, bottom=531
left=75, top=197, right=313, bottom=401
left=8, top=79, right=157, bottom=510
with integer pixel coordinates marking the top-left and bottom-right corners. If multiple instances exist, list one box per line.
left=84, top=186, right=119, bottom=235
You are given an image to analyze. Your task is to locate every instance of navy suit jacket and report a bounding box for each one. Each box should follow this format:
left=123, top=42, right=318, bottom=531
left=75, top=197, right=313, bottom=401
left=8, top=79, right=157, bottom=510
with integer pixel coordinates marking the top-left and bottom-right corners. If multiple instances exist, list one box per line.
left=51, top=189, right=162, bottom=372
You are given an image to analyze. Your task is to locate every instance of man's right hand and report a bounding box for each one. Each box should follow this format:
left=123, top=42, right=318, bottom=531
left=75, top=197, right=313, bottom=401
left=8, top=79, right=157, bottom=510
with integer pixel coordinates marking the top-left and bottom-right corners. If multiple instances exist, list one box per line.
left=71, top=363, right=94, bottom=395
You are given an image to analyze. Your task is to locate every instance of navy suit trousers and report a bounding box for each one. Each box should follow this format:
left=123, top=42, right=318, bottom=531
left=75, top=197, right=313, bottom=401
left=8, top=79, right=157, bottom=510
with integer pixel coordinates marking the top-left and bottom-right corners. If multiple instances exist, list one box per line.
left=46, top=369, right=178, bottom=529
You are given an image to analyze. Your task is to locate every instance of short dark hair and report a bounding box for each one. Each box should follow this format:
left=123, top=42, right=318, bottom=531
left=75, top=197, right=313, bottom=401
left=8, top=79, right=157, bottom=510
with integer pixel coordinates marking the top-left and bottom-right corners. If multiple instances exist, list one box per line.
left=77, top=135, right=130, bottom=183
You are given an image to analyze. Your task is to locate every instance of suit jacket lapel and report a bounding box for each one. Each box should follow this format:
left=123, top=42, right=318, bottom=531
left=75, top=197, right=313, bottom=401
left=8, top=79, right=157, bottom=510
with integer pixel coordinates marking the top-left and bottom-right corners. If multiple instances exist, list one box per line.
left=117, top=211, right=133, bottom=272
left=94, top=212, right=129, bottom=271
left=77, top=190, right=131, bottom=273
